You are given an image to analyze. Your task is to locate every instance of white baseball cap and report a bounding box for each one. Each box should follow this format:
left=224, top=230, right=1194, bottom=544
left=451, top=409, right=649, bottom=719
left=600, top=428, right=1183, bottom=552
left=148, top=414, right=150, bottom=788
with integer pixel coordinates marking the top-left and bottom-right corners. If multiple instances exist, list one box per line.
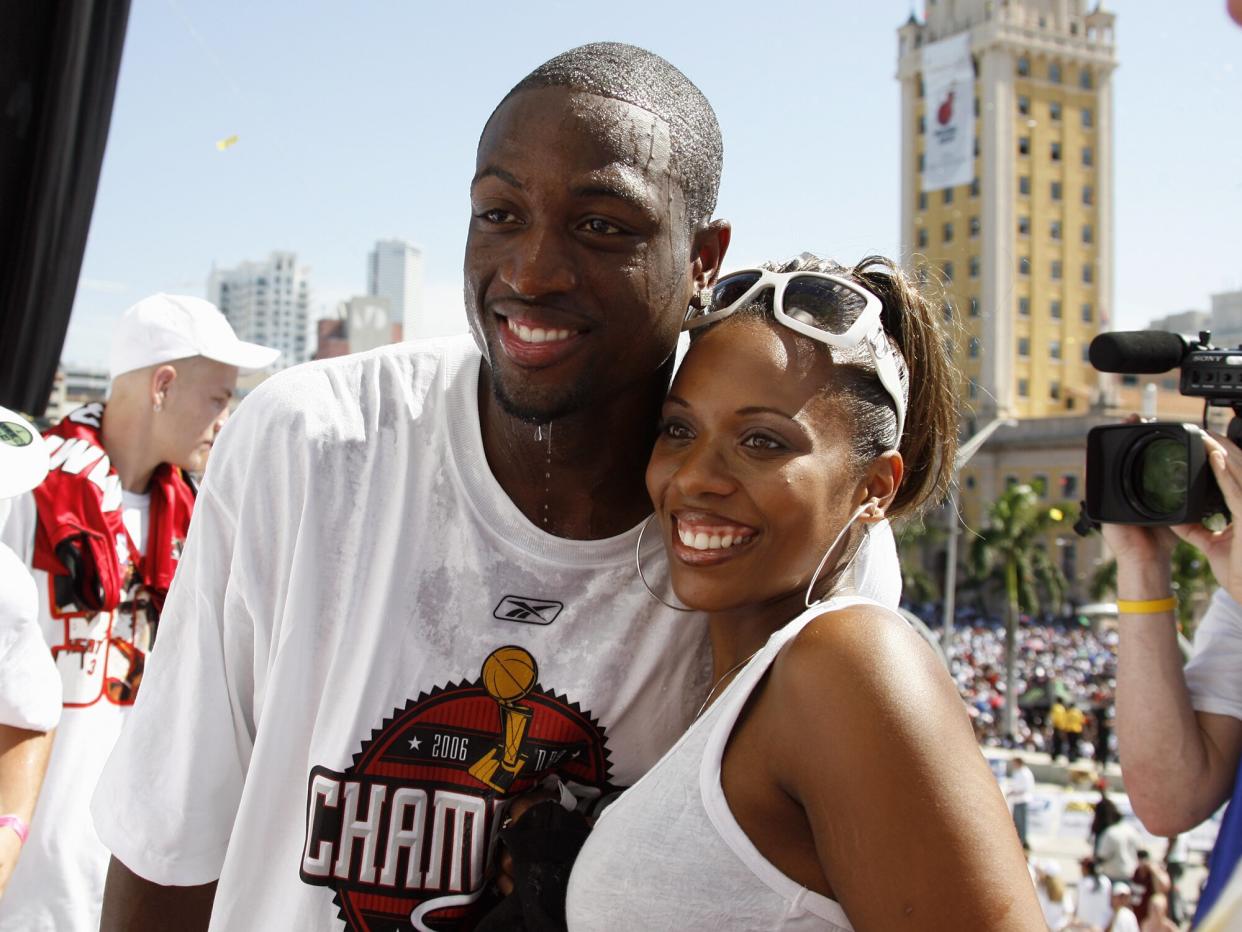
left=108, top=293, right=281, bottom=380
left=0, top=406, right=49, bottom=499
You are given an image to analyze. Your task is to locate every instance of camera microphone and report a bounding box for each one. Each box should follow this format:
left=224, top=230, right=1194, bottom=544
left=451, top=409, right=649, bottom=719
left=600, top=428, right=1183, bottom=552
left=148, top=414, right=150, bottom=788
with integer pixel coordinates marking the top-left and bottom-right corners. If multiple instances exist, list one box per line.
left=1088, top=331, right=1189, bottom=374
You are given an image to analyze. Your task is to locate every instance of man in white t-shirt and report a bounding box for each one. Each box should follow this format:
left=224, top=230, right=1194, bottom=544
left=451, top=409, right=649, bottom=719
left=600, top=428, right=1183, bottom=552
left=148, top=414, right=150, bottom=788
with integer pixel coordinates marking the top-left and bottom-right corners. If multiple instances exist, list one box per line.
left=94, top=44, right=904, bottom=932
left=1006, top=756, right=1036, bottom=845
left=0, top=297, right=276, bottom=932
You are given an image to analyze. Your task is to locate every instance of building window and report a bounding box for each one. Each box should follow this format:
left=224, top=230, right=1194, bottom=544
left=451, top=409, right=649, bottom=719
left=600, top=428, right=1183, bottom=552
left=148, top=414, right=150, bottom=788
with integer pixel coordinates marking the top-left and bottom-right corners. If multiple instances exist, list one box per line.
left=1083, top=263, right=1094, bottom=284
left=974, top=97, right=980, bottom=117
left=1049, top=62, right=1062, bottom=84
left=1050, top=220, right=1062, bottom=240
left=1051, top=180, right=1063, bottom=201
left=1080, top=68, right=1093, bottom=90
left=943, top=187, right=954, bottom=204
left=1019, top=175, right=1030, bottom=196
left=1018, top=337, right=1030, bottom=357
left=1082, top=345, right=1091, bottom=363
left=1033, top=474, right=1049, bottom=496
left=969, top=379, right=979, bottom=400
left=1082, top=107, right=1094, bottom=128
left=970, top=295, right=981, bottom=316
left=1051, top=260, right=1063, bottom=280
left=969, top=337, right=980, bottom=358
left=1050, top=141, right=1062, bottom=161
left=1050, top=100, right=1062, bottom=122
left=1083, top=185, right=1094, bottom=206
left=918, top=77, right=924, bottom=98
left=1018, top=380, right=1029, bottom=398
left=917, top=228, right=928, bottom=248
left=1018, top=136, right=1030, bottom=156
left=973, top=136, right=980, bottom=157
left=1082, top=145, right=1094, bottom=167
left=943, top=222, right=954, bottom=243
left=1051, top=299, right=1062, bottom=319
left=943, top=301, right=953, bottom=322
left=1018, top=95, right=1030, bottom=115
left=1018, top=215, right=1030, bottom=236
left=971, top=177, right=980, bottom=197
left=970, top=255, right=980, bottom=279
left=1049, top=382, right=1061, bottom=400
left=970, top=215, right=981, bottom=237
left=1019, top=297, right=1030, bottom=316
left=1061, top=473, right=1079, bottom=498
left=1082, top=302, right=1093, bottom=323
left=918, top=153, right=925, bottom=171
left=1121, top=374, right=1140, bottom=387
left=919, top=191, right=928, bottom=210
left=943, top=261, right=954, bottom=282
left=1082, top=224, right=1094, bottom=244
left=1050, top=339, right=1062, bottom=359
left=919, top=115, right=926, bottom=135
left=1018, top=56, right=1030, bottom=76
left=1018, top=256, right=1030, bottom=276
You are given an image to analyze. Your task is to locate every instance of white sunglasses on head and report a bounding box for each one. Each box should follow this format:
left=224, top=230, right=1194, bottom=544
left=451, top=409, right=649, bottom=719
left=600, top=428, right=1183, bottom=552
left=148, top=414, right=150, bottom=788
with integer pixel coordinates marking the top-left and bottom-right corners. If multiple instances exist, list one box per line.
left=684, top=268, right=907, bottom=445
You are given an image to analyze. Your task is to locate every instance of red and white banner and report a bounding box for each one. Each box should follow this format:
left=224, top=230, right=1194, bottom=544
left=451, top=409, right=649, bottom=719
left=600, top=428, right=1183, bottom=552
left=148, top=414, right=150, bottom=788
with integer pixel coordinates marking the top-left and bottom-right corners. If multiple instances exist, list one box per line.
left=921, top=32, right=975, bottom=193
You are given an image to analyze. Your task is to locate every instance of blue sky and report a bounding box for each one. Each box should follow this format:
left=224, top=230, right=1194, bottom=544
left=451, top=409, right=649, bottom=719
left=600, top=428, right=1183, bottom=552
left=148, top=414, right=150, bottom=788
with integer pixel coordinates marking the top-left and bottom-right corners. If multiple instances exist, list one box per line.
left=63, top=0, right=1242, bottom=367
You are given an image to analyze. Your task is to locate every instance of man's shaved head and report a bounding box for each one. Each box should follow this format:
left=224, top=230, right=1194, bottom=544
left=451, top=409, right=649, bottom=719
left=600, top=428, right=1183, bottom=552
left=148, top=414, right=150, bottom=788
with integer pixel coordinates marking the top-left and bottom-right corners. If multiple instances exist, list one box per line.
left=490, top=42, right=723, bottom=229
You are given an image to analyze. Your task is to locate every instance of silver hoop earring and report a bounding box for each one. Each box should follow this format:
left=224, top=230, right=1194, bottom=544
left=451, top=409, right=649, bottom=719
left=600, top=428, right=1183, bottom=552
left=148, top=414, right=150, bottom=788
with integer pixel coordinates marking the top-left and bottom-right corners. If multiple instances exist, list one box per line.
left=635, top=514, right=695, bottom=612
left=803, top=506, right=872, bottom=608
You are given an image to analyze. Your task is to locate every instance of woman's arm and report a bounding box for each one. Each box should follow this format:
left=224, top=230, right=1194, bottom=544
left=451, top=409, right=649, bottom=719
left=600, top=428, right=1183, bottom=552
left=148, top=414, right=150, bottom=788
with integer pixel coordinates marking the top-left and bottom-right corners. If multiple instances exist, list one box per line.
left=769, top=607, right=1044, bottom=931
left=0, top=725, right=53, bottom=899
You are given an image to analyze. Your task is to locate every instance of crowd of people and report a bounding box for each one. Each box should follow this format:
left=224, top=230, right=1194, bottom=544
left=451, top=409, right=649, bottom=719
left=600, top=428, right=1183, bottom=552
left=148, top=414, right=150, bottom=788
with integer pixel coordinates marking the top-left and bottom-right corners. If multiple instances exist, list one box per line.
left=2, top=32, right=1242, bottom=932
left=943, top=618, right=1119, bottom=756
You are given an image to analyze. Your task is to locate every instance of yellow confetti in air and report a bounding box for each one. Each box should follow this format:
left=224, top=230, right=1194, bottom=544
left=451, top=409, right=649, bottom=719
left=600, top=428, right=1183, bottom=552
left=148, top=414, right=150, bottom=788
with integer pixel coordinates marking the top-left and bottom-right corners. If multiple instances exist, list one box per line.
left=215, top=135, right=239, bottom=151
left=1049, top=508, right=1064, bottom=522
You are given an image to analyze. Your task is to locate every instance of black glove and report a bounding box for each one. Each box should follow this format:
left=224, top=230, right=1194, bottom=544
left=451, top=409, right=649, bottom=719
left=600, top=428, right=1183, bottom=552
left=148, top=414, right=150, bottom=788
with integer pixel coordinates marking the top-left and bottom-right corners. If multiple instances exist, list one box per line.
left=475, top=801, right=592, bottom=932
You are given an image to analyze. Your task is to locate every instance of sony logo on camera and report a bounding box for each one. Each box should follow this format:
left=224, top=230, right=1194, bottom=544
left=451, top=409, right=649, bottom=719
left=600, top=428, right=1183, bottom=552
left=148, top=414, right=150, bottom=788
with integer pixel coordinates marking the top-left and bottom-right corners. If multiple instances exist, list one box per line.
left=1085, top=330, right=1238, bottom=526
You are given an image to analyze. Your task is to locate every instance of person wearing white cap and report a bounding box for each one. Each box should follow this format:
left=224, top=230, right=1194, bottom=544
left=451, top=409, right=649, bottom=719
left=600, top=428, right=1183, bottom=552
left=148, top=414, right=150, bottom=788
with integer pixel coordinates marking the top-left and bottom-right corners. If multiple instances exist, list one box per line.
left=0, top=407, right=60, bottom=902
left=0, top=295, right=276, bottom=932
left=1109, top=882, right=1139, bottom=932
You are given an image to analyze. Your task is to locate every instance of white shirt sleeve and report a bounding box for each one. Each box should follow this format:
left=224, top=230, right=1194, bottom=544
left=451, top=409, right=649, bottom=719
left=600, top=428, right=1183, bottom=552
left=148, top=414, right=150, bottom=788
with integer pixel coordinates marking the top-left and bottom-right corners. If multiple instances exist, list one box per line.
left=1185, top=588, right=1242, bottom=721
left=0, top=543, right=61, bottom=731
left=91, top=377, right=307, bottom=885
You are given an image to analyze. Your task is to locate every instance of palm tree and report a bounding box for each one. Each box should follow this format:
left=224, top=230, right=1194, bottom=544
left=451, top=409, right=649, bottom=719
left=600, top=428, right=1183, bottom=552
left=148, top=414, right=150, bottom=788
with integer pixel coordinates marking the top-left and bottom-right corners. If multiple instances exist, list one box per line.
left=894, top=517, right=944, bottom=609
left=968, top=483, right=1070, bottom=741
left=1090, top=541, right=1216, bottom=637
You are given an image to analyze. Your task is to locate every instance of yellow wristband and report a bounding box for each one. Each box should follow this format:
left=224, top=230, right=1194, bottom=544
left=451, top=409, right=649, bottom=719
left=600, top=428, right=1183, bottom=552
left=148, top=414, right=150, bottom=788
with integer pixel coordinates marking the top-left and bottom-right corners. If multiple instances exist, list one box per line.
left=1116, top=596, right=1177, bottom=615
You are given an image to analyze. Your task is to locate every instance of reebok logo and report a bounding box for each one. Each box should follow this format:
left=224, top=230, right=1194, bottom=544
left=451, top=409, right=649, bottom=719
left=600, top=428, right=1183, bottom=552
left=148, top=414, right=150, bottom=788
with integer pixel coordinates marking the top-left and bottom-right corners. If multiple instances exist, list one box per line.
left=492, top=596, right=563, bottom=626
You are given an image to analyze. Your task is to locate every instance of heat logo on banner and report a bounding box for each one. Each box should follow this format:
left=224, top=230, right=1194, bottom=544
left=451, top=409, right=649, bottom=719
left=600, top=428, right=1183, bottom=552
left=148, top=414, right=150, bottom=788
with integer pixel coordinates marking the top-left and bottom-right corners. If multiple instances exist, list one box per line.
left=921, top=32, right=975, bottom=193
left=300, top=646, right=611, bottom=931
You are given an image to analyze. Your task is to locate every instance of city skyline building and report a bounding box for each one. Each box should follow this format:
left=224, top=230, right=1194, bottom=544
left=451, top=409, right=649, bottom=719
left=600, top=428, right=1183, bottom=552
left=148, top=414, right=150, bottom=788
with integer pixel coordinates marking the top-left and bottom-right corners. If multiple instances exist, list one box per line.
left=898, top=1, right=1119, bottom=606
left=898, top=0, right=1117, bottom=421
left=367, top=238, right=422, bottom=342
left=207, top=251, right=311, bottom=370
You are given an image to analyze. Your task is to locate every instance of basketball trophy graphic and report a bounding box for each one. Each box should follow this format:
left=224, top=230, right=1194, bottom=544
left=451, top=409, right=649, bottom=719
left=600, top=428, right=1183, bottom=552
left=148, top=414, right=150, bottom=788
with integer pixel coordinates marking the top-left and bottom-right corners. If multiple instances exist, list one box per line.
left=468, top=646, right=538, bottom=792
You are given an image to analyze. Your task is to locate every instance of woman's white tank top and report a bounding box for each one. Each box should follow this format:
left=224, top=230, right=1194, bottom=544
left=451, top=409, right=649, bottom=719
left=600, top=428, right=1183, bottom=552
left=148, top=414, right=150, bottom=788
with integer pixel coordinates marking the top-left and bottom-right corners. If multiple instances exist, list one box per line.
left=565, top=595, right=889, bottom=931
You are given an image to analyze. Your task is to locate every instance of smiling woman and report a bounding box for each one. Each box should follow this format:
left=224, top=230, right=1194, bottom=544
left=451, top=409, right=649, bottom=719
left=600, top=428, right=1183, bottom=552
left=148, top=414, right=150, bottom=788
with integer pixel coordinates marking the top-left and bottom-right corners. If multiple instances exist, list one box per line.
left=565, top=254, right=1047, bottom=931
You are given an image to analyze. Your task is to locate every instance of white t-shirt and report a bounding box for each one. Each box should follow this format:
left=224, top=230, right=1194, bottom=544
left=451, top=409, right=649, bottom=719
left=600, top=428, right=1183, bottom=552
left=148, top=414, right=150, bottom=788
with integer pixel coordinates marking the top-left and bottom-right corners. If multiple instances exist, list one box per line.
left=1185, top=588, right=1242, bottom=721
left=92, top=336, right=903, bottom=932
left=0, top=540, right=61, bottom=731
left=1007, top=765, right=1035, bottom=807
left=0, top=468, right=153, bottom=932
left=1075, top=875, right=1113, bottom=930
left=1110, top=904, right=1140, bottom=932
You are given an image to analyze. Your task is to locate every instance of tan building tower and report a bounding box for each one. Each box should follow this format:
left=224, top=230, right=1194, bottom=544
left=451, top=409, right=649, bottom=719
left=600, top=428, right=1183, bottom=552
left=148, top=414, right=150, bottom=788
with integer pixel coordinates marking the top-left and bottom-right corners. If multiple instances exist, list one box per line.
left=898, top=0, right=1117, bottom=420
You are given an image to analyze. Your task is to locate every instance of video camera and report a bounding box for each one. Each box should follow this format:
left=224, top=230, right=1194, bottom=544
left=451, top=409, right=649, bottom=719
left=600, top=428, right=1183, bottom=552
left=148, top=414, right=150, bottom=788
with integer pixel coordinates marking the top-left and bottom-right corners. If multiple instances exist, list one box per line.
left=1085, top=330, right=1238, bottom=526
